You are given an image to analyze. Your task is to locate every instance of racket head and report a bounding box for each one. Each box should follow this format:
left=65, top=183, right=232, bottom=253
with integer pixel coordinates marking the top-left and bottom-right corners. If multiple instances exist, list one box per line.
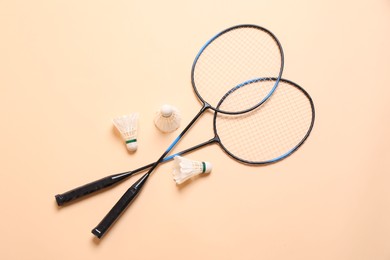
left=213, top=78, right=315, bottom=165
left=191, top=24, right=284, bottom=115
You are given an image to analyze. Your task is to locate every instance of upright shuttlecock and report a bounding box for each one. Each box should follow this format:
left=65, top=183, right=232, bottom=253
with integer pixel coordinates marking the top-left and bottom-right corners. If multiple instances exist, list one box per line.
left=112, top=113, right=139, bottom=152
left=172, top=156, right=212, bottom=185
left=154, top=104, right=181, bottom=133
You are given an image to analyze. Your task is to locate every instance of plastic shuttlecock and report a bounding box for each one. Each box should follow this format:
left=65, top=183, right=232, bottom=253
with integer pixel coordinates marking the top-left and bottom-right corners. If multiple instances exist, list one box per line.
left=172, top=156, right=212, bottom=184
left=154, top=104, right=181, bottom=133
left=112, top=113, right=139, bottom=152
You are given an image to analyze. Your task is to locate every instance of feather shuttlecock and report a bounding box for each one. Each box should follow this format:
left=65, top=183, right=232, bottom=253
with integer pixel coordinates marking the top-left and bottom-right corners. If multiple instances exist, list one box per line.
left=154, top=104, right=181, bottom=133
left=172, top=156, right=212, bottom=185
left=112, top=113, right=139, bottom=152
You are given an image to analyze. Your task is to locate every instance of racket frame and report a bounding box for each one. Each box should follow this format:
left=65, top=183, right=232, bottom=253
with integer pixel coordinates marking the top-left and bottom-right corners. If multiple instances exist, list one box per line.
left=191, top=24, right=284, bottom=115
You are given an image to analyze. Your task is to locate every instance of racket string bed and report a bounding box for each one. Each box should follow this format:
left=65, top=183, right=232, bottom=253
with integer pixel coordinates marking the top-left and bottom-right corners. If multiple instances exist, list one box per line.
left=216, top=80, right=314, bottom=163
left=193, top=26, right=283, bottom=113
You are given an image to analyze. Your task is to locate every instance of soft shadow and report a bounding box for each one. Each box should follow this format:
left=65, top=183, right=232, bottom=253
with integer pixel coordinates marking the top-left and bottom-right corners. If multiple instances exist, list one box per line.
left=91, top=236, right=101, bottom=246
left=175, top=172, right=210, bottom=192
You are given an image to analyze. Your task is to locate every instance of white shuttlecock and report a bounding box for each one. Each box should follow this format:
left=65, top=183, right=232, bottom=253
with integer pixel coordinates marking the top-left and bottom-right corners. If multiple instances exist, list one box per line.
left=112, top=113, right=139, bottom=152
left=154, top=104, right=181, bottom=133
left=172, top=156, right=212, bottom=185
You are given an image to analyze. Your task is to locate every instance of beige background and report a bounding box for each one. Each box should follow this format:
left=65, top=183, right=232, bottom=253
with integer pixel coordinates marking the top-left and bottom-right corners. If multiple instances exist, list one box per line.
left=1, top=0, right=389, bottom=259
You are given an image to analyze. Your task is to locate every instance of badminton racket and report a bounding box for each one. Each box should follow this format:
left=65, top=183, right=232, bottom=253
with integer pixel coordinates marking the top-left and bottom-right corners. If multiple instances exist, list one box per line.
left=92, top=78, right=314, bottom=238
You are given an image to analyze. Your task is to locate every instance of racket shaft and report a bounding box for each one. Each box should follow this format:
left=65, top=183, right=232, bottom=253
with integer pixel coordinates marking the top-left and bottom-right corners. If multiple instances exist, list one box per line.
left=55, top=138, right=217, bottom=206
left=92, top=173, right=150, bottom=238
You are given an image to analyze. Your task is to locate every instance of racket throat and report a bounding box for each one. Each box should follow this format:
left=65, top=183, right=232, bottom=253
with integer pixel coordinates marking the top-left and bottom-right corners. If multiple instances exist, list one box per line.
left=201, top=102, right=212, bottom=111
left=210, top=135, right=220, bottom=143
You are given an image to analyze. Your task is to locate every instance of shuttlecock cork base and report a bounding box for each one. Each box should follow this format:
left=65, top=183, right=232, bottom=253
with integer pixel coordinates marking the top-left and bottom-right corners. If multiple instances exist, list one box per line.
left=172, top=156, right=212, bottom=185
left=154, top=104, right=181, bottom=133
left=112, top=113, right=139, bottom=152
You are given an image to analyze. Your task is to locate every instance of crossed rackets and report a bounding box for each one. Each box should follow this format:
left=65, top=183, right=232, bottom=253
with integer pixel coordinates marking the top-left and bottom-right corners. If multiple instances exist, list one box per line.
left=55, top=25, right=315, bottom=238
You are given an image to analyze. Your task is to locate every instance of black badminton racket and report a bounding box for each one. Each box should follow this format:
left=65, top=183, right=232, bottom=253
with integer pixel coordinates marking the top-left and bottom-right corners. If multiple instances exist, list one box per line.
left=55, top=24, right=284, bottom=206
left=92, top=78, right=314, bottom=238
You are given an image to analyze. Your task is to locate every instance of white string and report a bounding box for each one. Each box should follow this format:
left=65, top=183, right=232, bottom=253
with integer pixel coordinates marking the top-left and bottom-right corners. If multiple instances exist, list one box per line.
left=216, top=80, right=313, bottom=163
left=193, top=26, right=283, bottom=113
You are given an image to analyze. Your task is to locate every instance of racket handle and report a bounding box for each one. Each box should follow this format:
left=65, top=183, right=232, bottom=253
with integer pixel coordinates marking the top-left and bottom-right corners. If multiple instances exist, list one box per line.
left=55, top=175, right=128, bottom=206
left=91, top=173, right=150, bottom=238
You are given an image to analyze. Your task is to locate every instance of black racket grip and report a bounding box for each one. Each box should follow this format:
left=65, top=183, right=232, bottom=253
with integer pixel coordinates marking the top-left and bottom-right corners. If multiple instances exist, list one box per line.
left=55, top=175, right=122, bottom=206
left=91, top=173, right=149, bottom=238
